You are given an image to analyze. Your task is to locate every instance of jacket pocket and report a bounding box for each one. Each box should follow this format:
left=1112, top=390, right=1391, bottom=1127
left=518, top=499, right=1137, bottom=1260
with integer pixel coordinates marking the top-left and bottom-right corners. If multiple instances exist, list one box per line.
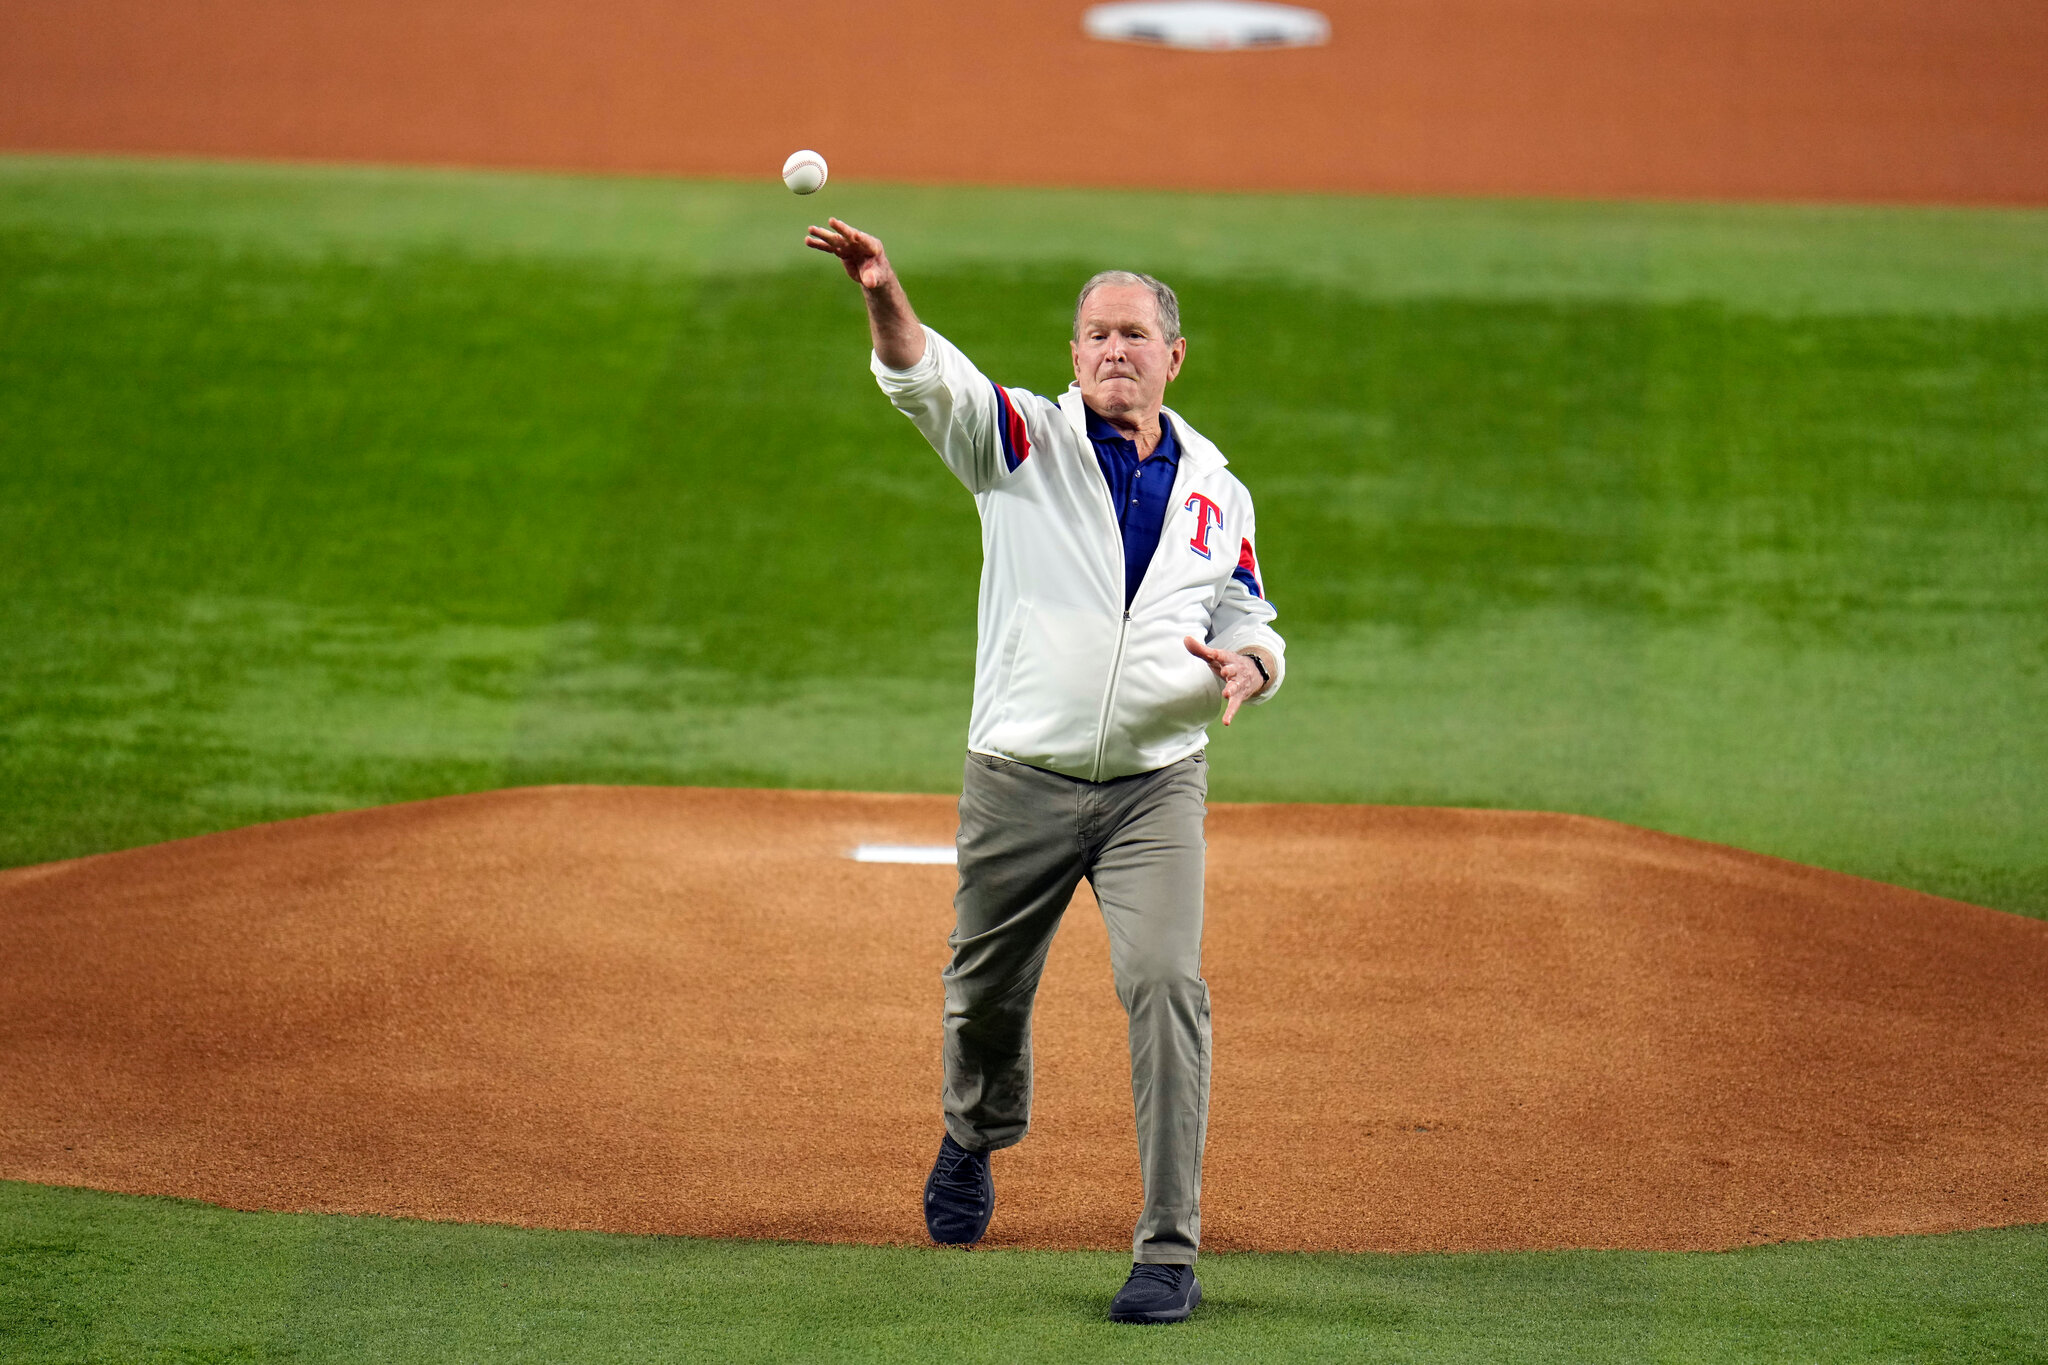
left=985, top=598, right=1120, bottom=766
left=986, top=600, right=1032, bottom=736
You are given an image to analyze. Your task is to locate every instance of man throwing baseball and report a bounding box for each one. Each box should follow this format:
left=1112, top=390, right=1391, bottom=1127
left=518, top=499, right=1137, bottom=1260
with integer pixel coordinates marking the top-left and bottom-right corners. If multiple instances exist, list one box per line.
left=808, top=218, right=1284, bottom=1325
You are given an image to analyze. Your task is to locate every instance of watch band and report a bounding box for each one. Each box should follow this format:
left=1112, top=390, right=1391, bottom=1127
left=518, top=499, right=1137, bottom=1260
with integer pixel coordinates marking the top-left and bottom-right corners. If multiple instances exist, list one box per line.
left=1246, top=652, right=1271, bottom=686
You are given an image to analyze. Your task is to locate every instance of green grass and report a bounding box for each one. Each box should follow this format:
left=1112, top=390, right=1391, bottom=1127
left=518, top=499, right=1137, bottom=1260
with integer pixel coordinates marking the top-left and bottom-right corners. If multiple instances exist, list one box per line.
left=2, top=156, right=2043, bottom=910
left=2, top=155, right=2046, bottom=1359
left=5, top=1183, right=2045, bottom=1364
left=6, top=155, right=2045, bottom=315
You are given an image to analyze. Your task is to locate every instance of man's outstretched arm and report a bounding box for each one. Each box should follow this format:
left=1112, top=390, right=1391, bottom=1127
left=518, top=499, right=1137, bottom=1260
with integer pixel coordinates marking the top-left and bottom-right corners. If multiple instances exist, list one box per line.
left=811, top=218, right=1028, bottom=496
left=805, top=218, right=926, bottom=370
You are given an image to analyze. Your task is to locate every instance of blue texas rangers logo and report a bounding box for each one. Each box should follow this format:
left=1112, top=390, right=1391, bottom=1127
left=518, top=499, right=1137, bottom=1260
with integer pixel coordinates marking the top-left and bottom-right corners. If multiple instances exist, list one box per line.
left=1184, top=493, right=1223, bottom=559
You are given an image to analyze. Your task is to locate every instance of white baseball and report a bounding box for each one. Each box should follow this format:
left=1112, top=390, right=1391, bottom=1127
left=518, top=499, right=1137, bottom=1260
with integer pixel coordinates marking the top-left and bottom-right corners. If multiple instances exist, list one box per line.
left=782, top=149, right=828, bottom=196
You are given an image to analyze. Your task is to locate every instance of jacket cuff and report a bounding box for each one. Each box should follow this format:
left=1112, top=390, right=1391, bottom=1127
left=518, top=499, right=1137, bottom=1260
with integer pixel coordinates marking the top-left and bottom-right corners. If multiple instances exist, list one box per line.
left=870, top=326, right=943, bottom=389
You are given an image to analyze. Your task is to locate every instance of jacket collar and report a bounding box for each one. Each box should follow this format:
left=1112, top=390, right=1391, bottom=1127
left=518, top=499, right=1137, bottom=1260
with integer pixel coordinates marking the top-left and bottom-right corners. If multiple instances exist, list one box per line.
left=1059, top=385, right=1227, bottom=473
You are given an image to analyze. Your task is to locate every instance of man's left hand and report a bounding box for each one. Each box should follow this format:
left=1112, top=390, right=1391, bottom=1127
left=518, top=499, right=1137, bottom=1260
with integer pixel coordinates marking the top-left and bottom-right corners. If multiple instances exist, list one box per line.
left=1184, top=637, right=1266, bottom=727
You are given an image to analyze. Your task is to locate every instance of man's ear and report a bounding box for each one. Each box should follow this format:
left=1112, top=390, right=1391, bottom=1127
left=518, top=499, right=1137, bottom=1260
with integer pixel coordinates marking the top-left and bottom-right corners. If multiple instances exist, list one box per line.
left=1166, top=337, right=1187, bottom=381
left=1070, top=339, right=1082, bottom=381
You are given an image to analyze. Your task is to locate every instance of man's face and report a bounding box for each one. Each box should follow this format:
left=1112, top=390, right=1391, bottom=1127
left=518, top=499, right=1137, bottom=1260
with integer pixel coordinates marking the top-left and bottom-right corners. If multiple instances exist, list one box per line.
left=1071, top=284, right=1186, bottom=422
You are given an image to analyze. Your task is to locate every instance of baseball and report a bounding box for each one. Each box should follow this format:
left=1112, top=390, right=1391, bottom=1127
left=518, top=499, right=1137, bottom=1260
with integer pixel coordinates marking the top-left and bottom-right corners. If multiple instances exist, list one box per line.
left=782, top=149, right=828, bottom=196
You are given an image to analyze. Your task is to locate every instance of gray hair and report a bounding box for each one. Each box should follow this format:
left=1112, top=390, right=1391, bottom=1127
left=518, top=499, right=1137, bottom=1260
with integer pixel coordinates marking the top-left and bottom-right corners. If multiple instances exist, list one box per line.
left=1074, top=270, right=1182, bottom=344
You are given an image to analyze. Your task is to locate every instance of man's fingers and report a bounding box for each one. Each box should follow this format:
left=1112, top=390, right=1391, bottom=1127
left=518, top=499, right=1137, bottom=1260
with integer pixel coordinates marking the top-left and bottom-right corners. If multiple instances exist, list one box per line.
left=805, top=223, right=876, bottom=258
left=826, top=219, right=878, bottom=254
left=1196, top=636, right=1258, bottom=727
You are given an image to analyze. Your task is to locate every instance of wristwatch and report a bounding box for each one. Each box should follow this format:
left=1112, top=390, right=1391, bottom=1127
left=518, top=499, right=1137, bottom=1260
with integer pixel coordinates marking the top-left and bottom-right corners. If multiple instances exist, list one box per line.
left=1245, top=652, right=1270, bottom=687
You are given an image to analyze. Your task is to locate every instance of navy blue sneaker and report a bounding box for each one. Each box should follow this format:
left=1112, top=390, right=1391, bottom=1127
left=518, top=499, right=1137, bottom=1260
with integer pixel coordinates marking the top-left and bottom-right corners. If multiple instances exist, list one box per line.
left=923, top=1133, right=993, bottom=1245
left=1108, top=1263, right=1202, bottom=1324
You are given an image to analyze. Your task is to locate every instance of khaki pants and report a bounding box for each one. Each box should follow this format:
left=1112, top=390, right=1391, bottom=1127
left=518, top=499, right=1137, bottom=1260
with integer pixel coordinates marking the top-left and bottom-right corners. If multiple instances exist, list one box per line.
left=944, top=750, right=1211, bottom=1264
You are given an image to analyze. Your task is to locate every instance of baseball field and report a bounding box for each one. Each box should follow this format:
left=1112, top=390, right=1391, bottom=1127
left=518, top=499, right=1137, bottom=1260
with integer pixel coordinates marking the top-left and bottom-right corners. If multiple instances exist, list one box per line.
left=3, top=155, right=2047, bottom=1357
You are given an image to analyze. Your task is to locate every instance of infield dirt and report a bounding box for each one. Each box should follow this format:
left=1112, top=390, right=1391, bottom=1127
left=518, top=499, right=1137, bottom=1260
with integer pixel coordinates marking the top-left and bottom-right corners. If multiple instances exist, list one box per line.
left=2, top=0, right=2044, bottom=203
left=3, top=785, right=2044, bottom=1253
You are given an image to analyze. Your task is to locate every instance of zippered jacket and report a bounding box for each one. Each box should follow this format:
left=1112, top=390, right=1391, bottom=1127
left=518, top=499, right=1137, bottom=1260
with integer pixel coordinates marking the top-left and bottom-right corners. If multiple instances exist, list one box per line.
left=873, top=326, right=1286, bottom=782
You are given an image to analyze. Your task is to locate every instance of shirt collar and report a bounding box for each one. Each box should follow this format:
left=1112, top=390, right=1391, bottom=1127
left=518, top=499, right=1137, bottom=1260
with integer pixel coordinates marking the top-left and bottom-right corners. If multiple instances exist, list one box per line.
left=1084, top=404, right=1180, bottom=464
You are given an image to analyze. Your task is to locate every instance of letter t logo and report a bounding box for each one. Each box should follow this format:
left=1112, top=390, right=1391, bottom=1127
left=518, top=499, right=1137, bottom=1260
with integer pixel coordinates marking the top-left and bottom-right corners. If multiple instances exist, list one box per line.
left=1184, top=493, right=1223, bottom=559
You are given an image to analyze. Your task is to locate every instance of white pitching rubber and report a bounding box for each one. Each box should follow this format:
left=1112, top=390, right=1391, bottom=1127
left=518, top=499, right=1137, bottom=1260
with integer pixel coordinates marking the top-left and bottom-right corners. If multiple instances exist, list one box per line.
left=850, top=844, right=958, bottom=865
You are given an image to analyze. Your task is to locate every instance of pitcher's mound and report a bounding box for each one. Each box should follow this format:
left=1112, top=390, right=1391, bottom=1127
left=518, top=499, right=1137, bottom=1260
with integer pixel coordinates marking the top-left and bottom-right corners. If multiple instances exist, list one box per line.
left=3, top=785, right=2044, bottom=1252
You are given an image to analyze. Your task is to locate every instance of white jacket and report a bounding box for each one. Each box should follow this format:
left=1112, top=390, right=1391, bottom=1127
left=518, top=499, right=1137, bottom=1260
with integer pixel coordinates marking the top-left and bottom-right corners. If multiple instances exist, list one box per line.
left=873, top=326, right=1286, bottom=781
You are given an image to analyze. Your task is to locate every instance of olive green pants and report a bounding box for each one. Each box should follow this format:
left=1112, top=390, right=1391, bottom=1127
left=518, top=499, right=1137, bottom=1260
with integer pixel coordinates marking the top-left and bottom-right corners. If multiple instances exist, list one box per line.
left=944, top=750, right=1211, bottom=1264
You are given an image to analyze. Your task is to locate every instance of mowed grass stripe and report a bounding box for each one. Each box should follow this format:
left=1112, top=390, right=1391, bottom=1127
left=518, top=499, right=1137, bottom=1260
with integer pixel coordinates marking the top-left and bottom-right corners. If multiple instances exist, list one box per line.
left=5, top=1183, right=2045, bottom=1364
left=4, top=154, right=2047, bottom=315
left=2, top=214, right=2042, bottom=910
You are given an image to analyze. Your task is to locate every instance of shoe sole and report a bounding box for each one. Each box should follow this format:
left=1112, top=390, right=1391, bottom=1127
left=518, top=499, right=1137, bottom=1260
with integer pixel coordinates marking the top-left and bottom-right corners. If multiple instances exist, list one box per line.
left=1109, top=1280, right=1202, bottom=1324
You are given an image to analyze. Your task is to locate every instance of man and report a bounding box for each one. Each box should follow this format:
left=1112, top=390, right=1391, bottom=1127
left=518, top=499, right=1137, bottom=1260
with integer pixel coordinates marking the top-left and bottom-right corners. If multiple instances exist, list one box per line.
left=806, top=218, right=1284, bottom=1325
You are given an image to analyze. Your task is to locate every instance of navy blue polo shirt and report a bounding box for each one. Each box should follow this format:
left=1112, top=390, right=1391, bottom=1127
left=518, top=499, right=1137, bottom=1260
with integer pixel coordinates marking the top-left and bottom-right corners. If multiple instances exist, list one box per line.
left=1086, top=405, right=1182, bottom=611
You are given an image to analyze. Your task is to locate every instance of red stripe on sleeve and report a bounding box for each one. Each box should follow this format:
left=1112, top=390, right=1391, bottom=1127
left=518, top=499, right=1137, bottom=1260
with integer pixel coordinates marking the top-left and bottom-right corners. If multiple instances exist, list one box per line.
left=1235, top=537, right=1263, bottom=598
left=991, top=385, right=1031, bottom=472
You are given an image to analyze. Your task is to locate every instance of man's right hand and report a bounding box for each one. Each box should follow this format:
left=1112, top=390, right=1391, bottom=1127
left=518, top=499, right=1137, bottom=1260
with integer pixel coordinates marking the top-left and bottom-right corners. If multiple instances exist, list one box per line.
left=805, top=217, right=926, bottom=369
left=805, top=218, right=893, bottom=289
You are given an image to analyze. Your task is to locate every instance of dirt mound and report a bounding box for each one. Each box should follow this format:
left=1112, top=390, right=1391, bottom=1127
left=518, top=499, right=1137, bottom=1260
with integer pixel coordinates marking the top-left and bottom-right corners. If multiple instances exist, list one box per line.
left=3, top=785, right=2044, bottom=1252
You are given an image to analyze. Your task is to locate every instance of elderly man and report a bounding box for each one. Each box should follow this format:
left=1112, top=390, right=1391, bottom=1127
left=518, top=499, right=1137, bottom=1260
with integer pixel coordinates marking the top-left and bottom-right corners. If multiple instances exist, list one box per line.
left=807, top=218, right=1285, bottom=1324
